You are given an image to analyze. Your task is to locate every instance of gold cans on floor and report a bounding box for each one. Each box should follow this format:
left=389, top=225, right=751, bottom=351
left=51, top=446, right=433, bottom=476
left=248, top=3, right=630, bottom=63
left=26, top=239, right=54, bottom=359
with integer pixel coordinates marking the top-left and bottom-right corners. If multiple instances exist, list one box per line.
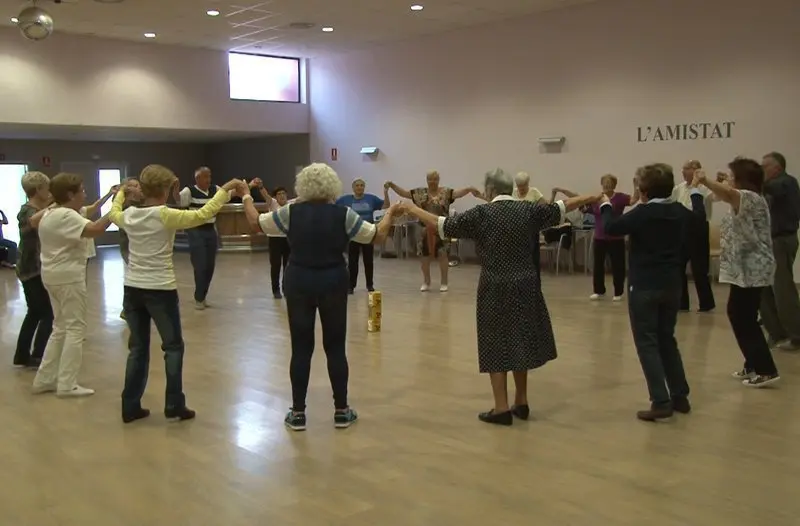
left=368, top=290, right=382, bottom=332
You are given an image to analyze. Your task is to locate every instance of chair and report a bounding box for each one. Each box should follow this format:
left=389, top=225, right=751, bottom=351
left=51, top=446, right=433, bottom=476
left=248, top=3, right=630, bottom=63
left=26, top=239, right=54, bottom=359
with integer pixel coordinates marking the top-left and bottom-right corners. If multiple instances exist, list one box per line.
left=540, top=226, right=573, bottom=275
left=709, top=223, right=722, bottom=281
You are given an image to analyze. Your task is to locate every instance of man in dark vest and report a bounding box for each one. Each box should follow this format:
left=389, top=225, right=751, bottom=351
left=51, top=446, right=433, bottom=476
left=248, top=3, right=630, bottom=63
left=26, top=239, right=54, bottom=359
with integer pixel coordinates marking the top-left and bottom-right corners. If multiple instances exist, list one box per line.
left=175, top=167, right=221, bottom=310
left=760, top=152, right=800, bottom=350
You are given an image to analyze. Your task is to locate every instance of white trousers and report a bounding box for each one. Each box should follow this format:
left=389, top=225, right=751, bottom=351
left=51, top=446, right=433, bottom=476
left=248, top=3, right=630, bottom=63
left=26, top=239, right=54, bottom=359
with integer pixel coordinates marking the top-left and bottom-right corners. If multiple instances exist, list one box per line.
left=33, top=281, right=87, bottom=392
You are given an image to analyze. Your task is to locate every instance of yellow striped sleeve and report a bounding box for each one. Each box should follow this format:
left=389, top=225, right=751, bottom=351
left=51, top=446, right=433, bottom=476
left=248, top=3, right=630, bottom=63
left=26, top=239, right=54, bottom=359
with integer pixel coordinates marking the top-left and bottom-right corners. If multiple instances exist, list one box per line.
left=159, top=190, right=230, bottom=230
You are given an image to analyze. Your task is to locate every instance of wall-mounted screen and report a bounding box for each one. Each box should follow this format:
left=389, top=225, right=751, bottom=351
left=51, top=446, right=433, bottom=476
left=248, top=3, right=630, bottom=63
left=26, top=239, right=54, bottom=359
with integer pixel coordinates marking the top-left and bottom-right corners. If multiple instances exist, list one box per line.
left=228, top=52, right=301, bottom=103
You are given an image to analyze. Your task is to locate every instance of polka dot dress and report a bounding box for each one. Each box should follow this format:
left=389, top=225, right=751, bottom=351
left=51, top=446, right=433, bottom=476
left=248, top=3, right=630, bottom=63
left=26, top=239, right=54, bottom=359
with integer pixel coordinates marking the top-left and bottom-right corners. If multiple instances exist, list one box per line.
left=443, top=199, right=561, bottom=373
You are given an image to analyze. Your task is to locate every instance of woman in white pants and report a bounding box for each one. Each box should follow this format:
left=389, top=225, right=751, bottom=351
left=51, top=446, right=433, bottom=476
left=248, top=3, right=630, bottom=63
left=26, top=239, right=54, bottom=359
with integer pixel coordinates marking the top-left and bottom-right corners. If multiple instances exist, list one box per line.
left=31, top=173, right=114, bottom=397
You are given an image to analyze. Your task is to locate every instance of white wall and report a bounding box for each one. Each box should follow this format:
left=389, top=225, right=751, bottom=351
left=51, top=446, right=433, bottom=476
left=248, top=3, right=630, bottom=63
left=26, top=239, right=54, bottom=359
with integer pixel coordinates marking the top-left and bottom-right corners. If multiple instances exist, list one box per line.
left=0, top=28, right=308, bottom=135
left=309, top=0, right=799, bottom=214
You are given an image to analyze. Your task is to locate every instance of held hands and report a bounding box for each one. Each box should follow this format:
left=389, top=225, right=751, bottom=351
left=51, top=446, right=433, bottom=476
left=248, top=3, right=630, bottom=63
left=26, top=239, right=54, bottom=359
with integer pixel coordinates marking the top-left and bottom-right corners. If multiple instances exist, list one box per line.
left=691, top=170, right=707, bottom=188
left=384, top=181, right=392, bottom=190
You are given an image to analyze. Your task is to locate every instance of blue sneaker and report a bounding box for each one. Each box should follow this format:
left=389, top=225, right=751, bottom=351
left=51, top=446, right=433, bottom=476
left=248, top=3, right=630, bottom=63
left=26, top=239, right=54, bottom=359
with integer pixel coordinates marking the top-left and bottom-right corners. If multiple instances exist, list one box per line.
left=284, top=411, right=306, bottom=431
left=334, top=408, right=358, bottom=429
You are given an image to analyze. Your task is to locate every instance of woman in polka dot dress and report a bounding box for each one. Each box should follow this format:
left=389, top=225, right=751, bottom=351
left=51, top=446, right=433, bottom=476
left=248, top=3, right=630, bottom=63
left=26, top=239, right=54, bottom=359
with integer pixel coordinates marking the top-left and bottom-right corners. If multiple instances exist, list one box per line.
left=400, top=168, right=598, bottom=426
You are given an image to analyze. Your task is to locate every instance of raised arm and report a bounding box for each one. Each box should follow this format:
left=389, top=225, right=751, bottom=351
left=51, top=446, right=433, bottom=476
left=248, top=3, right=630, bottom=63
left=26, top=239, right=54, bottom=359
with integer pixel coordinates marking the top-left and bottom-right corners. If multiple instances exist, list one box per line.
left=82, top=214, right=113, bottom=238
left=174, top=186, right=192, bottom=208
left=695, top=170, right=740, bottom=212
left=0, top=210, right=7, bottom=225
left=107, top=190, right=126, bottom=229
left=452, top=187, right=481, bottom=200
left=346, top=204, right=399, bottom=245
left=385, top=182, right=413, bottom=199
left=160, top=181, right=238, bottom=230
left=553, top=187, right=579, bottom=199
left=29, top=203, right=56, bottom=230
left=83, top=185, right=119, bottom=218
left=602, top=203, right=640, bottom=237
left=382, top=186, right=390, bottom=209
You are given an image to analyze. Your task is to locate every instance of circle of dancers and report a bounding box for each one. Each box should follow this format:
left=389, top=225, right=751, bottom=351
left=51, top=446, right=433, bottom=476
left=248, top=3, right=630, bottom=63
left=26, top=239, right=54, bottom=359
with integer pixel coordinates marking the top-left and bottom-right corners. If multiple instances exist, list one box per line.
left=4, top=151, right=797, bottom=428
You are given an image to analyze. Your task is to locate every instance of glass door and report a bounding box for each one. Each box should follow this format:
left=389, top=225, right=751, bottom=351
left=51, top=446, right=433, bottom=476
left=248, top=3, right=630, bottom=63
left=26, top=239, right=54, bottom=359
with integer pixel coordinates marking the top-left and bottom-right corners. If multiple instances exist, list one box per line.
left=0, top=164, right=30, bottom=244
left=95, top=163, right=127, bottom=246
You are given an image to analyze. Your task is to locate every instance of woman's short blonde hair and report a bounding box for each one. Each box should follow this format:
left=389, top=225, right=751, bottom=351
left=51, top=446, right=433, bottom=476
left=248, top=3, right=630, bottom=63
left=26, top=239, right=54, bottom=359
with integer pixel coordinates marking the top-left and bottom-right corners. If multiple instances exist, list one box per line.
left=21, top=171, right=50, bottom=197
left=140, top=164, right=177, bottom=198
left=295, top=163, right=342, bottom=202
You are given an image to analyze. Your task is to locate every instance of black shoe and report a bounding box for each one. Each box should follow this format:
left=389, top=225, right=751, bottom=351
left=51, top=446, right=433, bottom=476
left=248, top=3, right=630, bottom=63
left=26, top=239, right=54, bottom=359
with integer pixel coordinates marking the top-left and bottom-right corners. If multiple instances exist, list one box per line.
left=348, top=288, right=354, bottom=295
left=164, top=407, right=196, bottom=421
left=122, top=408, right=151, bottom=424
left=671, top=397, right=691, bottom=414
left=12, top=356, right=30, bottom=368
left=273, top=291, right=283, bottom=299
left=285, top=410, right=307, bottom=431
left=334, top=408, right=358, bottom=428
left=636, top=403, right=673, bottom=422
left=478, top=409, right=513, bottom=426
left=511, top=404, right=530, bottom=420
left=367, top=286, right=375, bottom=292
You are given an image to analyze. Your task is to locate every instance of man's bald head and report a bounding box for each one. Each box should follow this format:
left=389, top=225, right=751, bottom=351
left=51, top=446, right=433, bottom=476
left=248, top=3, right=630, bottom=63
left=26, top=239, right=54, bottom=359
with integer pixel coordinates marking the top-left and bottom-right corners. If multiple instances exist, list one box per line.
left=195, top=167, right=212, bottom=190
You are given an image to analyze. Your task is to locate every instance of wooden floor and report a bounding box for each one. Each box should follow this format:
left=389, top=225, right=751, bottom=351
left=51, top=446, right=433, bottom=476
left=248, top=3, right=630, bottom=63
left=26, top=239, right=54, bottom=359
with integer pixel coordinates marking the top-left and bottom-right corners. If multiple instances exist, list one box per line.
left=2, top=248, right=800, bottom=525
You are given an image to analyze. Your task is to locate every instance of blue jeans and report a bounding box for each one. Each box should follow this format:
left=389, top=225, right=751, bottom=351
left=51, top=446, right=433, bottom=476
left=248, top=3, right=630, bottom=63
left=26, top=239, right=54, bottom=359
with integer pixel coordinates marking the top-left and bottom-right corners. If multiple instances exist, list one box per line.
left=121, top=287, right=186, bottom=415
left=187, top=226, right=218, bottom=302
left=628, top=286, right=690, bottom=405
left=0, top=238, right=17, bottom=264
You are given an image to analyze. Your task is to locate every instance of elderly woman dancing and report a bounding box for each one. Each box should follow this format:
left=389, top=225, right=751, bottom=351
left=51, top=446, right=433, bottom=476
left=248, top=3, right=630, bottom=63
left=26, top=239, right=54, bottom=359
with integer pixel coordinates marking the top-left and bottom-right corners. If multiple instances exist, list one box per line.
left=243, top=163, right=398, bottom=431
left=400, top=168, right=597, bottom=426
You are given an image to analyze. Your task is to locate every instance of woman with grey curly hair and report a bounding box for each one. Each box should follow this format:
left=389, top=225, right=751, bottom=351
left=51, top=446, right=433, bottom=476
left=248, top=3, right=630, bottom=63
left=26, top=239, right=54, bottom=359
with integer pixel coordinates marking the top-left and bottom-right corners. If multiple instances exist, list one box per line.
left=243, top=163, right=401, bottom=431
left=400, top=168, right=598, bottom=426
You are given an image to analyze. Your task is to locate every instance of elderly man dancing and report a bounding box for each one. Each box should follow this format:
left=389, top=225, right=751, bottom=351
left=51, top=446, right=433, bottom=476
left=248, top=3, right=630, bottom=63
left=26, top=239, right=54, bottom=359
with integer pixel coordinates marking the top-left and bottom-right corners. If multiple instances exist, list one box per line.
left=400, top=169, right=597, bottom=426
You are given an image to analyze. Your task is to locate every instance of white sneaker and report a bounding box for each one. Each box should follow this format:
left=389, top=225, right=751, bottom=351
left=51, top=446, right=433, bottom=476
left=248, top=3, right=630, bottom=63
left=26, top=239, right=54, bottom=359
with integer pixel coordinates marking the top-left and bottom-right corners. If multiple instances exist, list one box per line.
left=32, top=383, right=56, bottom=394
left=202, top=300, right=211, bottom=308
left=439, top=285, right=449, bottom=292
left=589, top=294, right=604, bottom=301
left=612, top=296, right=623, bottom=302
left=420, top=284, right=430, bottom=292
left=56, top=385, right=95, bottom=398
left=194, top=301, right=206, bottom=310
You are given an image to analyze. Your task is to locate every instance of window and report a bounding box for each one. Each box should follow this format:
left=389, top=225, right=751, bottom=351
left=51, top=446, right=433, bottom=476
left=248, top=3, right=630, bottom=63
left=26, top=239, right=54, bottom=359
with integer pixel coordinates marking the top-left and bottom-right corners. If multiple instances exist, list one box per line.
left=98, top=169, right=123, bottom=232
left=0, top=164, right=29, bottom=244
left=228, top=52, right=301, bottom=103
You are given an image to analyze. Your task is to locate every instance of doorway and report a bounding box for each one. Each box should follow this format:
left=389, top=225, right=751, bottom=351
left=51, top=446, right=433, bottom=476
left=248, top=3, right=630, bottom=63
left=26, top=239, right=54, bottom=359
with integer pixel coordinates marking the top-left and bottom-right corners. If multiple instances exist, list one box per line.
left=0, top=164, right=30, bottom=244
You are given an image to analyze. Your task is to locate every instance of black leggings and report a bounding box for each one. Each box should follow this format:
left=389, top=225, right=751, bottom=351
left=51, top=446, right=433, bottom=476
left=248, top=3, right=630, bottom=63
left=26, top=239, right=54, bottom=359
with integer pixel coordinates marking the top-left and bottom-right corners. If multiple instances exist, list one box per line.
left=285, top=288, right=349, bottom=411
left=727, top=285, right=778, bottom=375
left=593, top=238, right=626, bottom=296
left=348, top=241, right=374, bottom=290
left=14, top=275, right=54, bottom=363
left=268, top=237, right=290, bottom=293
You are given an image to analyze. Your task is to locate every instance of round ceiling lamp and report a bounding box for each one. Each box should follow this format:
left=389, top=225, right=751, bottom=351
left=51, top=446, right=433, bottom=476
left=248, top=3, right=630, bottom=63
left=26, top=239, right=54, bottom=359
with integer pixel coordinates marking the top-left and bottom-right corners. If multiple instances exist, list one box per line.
left=17, top=5, right=54, bottom=41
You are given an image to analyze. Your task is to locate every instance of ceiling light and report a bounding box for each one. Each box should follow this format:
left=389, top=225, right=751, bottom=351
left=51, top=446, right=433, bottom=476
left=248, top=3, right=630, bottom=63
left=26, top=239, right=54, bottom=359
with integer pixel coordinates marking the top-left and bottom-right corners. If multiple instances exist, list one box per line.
left=10, top=17, right=18, bottom=23
left=143, top=32, right=156, bottom=38
left=410, top=4, right=424, bottom=11
left=322, top=26, right=333, bottom=32
left=207, top=9, right=220, bottom=16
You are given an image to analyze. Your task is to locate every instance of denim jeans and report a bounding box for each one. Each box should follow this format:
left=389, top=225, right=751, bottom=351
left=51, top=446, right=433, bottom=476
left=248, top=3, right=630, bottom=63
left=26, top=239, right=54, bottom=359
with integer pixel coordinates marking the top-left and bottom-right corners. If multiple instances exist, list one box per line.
left=121, top=286, right=186, bottom=415
left=628, top=286, right=690, bottom=405
left=0, top=238, right=17, bottom=264
left=187, top=226, right=218, bottom=303
left=284, top=265, right=350, bottom=412
left=14, top=275, right=54, bottom=364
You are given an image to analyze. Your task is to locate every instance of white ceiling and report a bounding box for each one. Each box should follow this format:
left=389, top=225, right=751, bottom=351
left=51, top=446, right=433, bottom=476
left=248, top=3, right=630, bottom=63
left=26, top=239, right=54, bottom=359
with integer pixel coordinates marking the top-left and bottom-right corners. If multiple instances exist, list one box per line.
left=0, top=0, right=599, bottom=57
